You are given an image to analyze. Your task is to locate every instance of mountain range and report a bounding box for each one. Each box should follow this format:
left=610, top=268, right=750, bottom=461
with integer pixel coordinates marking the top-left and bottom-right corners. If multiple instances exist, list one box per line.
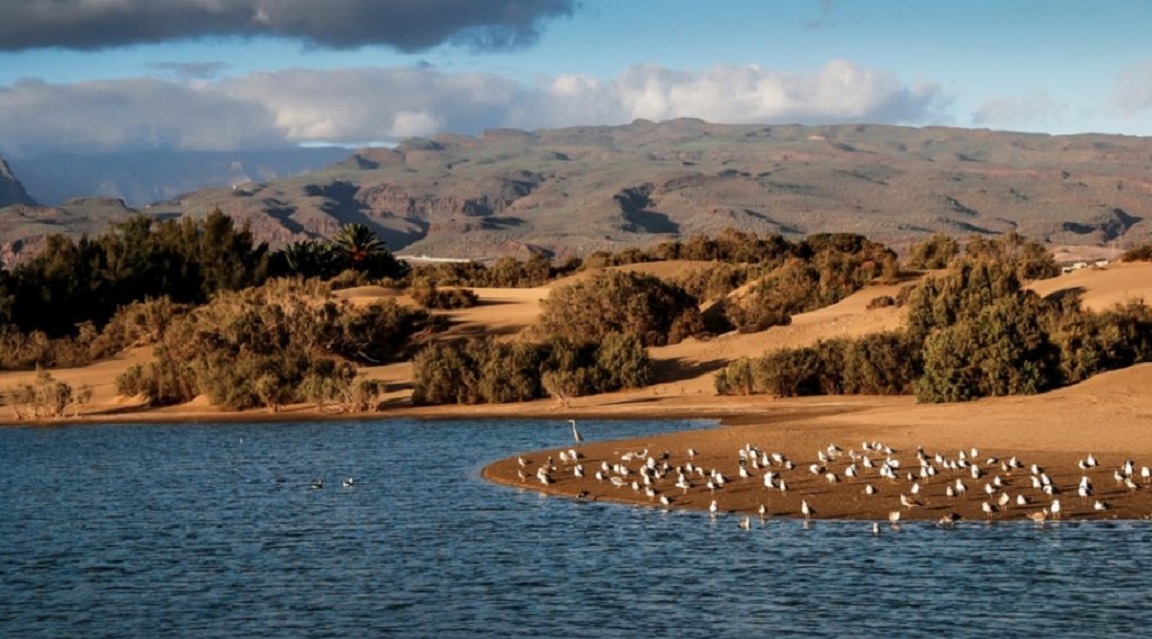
left=3, top=119, right=1151, bottom=262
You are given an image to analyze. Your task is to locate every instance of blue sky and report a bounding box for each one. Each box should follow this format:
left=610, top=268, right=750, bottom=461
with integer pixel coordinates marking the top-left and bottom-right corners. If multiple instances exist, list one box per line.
left=1, top=0, right=1151, bottom=158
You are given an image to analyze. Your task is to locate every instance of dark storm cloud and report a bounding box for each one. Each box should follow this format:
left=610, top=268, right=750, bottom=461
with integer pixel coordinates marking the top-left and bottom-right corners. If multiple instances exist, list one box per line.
left=0, top=0, right=577, bottom=51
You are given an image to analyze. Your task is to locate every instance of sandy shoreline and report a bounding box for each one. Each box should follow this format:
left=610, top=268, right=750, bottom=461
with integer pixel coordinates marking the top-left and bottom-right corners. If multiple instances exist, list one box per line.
left=8, top=366, right=1152, bottom=522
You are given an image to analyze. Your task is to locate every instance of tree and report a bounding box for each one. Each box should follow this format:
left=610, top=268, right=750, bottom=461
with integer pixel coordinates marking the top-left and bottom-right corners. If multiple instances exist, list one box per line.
left=330, top=223, right=408, bottom=279
left=333, top=223, right=385, bottom=265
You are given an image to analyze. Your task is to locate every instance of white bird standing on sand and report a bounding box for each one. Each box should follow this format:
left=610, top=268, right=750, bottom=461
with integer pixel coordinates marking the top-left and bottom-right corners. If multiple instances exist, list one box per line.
left=570, top=420, right=583, bottom=443
left=1050, top=499, right=1062, bottom=520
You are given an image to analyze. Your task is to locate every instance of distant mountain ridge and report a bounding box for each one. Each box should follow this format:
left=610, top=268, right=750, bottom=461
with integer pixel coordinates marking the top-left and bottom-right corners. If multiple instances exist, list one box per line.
left=2, top=120, right=1151, bottom=262
left=9, top=148, right=351, bottom=207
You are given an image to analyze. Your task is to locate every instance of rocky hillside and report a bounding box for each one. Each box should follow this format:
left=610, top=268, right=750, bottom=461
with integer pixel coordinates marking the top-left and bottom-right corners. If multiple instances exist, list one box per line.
left=0, top=158, right=35, bottom=208
left=4, top=120, right=1152, bottom=261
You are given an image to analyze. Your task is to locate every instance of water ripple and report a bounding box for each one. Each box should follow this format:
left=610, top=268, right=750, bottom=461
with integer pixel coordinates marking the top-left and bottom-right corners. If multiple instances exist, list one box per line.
left=2, top=419, right=1149, bottom=637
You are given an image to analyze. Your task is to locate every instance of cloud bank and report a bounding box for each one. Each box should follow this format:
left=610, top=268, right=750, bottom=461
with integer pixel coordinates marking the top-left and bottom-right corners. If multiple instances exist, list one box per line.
left=0, top=61, right=948, bottom=157
left=0, top=0, right=576, bottom=51
left=1114, top=60, right=1152, bottom=115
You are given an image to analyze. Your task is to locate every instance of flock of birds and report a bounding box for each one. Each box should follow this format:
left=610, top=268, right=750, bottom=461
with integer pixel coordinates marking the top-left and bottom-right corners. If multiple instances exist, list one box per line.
left=512, top=420, right=1152, bottom=530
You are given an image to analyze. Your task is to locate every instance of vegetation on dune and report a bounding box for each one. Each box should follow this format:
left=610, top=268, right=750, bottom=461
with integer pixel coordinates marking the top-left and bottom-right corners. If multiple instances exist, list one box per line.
left=3, top=212, right=1150, bottom=415
left=534, top=270, right=703, bottom=347
left=409, top=279, right=479, bottom=309
left=5, top=369, right=93, bottom=420
left=1120, top=241, right=1152, bottom=263
left=411, top=332, right=650, bottom=406
left=716, top=233, right=1152, bottom=403
left=115, top=278, right=435, bottom=411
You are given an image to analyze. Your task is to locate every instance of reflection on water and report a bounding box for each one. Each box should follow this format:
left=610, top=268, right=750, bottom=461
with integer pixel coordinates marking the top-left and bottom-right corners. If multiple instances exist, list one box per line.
left=2, top=419, right=1148, bottom=637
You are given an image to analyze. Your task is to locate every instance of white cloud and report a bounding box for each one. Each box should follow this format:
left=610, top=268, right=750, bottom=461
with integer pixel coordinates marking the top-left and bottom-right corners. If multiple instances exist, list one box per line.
left=513, top=61, right=947, bottom=130
left=0, top=61, right=949, bottom=157
left=0, top=77, right=285, bottom=156
left=1114, top=60, right=1152, bottom=115
left=971, top=92, right=1068, bottom=130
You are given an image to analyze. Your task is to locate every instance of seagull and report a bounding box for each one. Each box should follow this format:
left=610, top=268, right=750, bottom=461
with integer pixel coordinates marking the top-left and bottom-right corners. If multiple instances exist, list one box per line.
left=937, top=512, right=960, bottom=527
left=342, top=477, right=355, bottom=488
left=801, top=499, right=814, bottom=521
left=872, top=522, right=881, bottom=535
left=569, top=420, right=583, bottom=443
left=738, top=516, right=752, bottom=530
left=309, top=478, right=324, bottom=490
left=1050, top=499, right=1062, bottom=520
left=709, top=499, right=719, bottom=519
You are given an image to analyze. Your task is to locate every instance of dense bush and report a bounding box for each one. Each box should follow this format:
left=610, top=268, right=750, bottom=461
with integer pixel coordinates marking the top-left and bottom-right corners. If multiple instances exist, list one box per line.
left=915, top=294, right=1057, bottom=402
left=963, top=232, right=1059, bottom=281
left=410, top=281, right=479, bottom=309
left=723, top=236, right=896, bottom=333
left=116, top=279, right=435, bottom=410
left=715, top=333, right=918, bottom=397
left=410, top=253, right=580, bottom=288
left=1120, top=243, right=1152, bottom=262
left=0, top=297, right=191, bottom=371
left=535, top=270, right=702, bottom=347
left=718, top=248, right=1152, bottom=404
left=411, top=333, right=651, bottom=405
left=905, top=234, right=960, bottom=269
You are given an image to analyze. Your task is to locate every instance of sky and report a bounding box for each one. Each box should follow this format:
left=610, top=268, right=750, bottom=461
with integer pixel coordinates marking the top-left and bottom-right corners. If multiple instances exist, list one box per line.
left=1, top=0, right=1151, bottom=159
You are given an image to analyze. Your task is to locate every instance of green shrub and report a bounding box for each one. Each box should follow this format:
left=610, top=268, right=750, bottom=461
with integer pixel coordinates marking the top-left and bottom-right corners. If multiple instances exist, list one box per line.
left=536, top=271, right=702, bottom=346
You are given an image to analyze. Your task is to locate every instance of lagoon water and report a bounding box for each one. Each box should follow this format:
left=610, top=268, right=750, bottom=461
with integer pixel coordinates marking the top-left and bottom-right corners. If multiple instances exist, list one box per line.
left=2, top=418, right=1149, bottom=637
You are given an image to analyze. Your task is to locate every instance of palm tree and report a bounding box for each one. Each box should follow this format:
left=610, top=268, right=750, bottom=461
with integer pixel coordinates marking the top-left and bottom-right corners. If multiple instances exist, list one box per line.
left=332, top=223, right=384, bottom=265
left=330, top=223, right=409, bottom=279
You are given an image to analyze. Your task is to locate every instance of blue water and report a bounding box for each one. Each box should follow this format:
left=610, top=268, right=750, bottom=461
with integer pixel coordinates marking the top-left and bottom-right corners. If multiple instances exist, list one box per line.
left=2, top=418, right=1149, bottom=638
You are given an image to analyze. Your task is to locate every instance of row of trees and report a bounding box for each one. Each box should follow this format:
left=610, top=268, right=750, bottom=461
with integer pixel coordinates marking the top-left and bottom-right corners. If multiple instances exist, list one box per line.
left=0, top=213, right=407, bottom=340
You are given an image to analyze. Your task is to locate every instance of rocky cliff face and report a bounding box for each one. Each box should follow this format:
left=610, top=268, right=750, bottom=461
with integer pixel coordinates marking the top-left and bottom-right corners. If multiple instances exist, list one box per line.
left=0, top=157, right=36, bottom=208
